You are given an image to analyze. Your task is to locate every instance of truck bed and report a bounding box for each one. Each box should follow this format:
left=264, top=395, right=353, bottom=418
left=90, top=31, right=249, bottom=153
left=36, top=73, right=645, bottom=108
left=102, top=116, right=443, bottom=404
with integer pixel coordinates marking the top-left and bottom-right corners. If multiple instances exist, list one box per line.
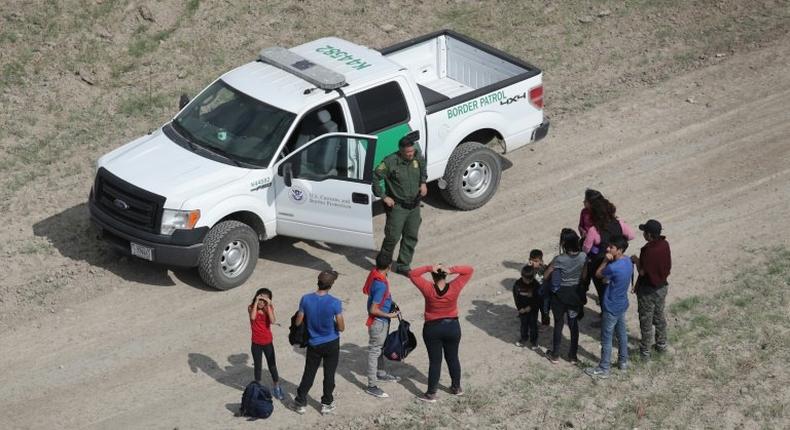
left=382, top=30, right=537, bottom=111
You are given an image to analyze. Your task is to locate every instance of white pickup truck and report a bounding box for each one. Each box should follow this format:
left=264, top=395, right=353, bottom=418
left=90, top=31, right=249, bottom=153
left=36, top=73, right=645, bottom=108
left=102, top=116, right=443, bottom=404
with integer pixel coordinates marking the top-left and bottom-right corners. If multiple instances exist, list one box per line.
left=89, top=30, right=549, bottom=290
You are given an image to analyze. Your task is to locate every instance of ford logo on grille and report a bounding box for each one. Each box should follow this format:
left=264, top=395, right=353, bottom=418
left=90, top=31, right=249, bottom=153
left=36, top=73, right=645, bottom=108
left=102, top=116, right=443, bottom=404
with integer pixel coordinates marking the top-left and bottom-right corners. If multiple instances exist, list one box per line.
left=113, top=198, right=130, bottom=210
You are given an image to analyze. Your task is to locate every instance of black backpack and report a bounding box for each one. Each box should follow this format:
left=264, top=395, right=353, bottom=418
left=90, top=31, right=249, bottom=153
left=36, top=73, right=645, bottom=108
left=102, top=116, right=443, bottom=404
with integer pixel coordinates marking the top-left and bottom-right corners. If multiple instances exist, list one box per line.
left=239, top=381, right=274, bottom=419
left=288, top=311, right=309, bottom=348
left=382, top=316, right=417, bottom=361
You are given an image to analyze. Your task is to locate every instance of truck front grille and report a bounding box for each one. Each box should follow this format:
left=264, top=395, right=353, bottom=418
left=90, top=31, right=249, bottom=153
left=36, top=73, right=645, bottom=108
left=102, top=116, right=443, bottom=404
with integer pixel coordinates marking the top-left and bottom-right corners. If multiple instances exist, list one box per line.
left=94, top=167, right=166, bottom=233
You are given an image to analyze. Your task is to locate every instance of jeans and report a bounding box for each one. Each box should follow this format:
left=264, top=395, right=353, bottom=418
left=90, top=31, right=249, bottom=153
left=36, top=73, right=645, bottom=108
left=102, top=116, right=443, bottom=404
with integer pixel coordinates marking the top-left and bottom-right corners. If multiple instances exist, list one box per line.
left=251, top=342, right=279, bottom=383
left=367, top=319, right=390, bottom=386
left=637, top=283, right=669, bottom=353
left=599, top=310, right=628, bottom=370
left=551, top=300, right=579, bottom=359
left=295, top=338, right=340, bottom=406
left=518, top=308, right=539, bottom=345
left=422, top=318, right=461, bottom=395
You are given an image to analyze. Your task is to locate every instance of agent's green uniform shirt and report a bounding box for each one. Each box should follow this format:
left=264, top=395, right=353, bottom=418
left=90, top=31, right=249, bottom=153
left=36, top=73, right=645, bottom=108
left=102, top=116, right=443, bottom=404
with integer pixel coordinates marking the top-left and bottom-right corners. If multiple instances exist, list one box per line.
left=372, top=152, right=427, bottom=203
left=372, top=150, right=427, bottom=271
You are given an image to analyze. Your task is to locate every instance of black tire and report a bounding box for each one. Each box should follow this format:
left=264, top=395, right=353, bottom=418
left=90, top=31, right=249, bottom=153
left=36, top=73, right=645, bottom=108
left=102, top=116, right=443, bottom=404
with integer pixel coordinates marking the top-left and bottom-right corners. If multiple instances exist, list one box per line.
left=440, top=141, right=502, bottom=210
left=198, top=220, right=259, bottom=290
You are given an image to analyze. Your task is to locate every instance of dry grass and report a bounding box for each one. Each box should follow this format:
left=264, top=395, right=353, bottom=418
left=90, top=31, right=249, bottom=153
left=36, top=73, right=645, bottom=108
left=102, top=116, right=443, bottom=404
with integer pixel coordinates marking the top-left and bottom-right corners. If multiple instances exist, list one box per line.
left=342, top=247, right=790, bottom=429
left=1, top=0, right=789, bottom=212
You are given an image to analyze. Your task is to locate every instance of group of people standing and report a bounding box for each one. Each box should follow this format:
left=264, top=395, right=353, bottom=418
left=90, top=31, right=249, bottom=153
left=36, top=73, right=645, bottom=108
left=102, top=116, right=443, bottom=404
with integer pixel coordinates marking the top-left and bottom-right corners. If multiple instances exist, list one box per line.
left=512, top=189, right=673, bottom=378
left=244, top=136, right=673, bottom=416
left=244, top=135, right=475, bottom=415
left=247, top=255, right=475, bottom=415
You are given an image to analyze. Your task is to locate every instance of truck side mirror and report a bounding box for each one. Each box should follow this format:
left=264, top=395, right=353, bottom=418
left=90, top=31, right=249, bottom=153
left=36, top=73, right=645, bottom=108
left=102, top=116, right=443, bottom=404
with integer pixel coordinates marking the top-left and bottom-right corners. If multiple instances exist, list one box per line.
left=283, top=163, right=293, bottom=187
left=178, top=93, right=190, bottom=110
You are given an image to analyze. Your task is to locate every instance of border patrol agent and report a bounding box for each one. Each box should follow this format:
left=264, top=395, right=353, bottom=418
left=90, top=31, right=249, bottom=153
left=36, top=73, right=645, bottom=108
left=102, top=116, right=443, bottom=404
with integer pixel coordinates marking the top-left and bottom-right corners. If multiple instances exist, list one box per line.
left=372, top=133, right=428, bottom=275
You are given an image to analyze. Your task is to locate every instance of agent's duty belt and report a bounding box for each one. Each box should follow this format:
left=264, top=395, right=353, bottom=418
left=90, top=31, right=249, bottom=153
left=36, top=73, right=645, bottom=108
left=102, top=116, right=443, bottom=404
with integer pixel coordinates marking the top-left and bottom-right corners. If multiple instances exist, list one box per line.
left=394, top=196, right=421, bottom=209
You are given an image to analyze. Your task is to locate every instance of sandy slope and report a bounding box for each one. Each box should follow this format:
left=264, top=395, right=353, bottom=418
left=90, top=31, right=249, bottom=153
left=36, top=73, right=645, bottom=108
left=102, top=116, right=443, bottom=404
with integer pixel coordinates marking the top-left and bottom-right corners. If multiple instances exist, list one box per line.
left=1, top=33, right=789, bottom=430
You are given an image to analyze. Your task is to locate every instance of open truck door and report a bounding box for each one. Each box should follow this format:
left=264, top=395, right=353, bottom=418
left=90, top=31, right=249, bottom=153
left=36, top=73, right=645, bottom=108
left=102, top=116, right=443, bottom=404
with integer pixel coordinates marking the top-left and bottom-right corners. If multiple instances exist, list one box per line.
left=274, top=133, right=377, bottom=249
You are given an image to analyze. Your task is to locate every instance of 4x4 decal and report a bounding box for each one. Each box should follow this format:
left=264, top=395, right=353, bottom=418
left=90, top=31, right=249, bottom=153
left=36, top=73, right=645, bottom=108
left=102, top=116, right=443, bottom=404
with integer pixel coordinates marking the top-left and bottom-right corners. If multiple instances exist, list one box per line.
left=499, top=92, right=527, bottom=105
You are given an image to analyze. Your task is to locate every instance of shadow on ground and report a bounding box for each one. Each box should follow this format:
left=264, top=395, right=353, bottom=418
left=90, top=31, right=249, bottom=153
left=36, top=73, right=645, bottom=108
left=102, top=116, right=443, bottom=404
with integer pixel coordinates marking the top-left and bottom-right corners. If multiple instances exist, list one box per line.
left=338, top=342, right=429, bottom=397
left=34, top=203, right=376, bottom=289
left=188, top=352, right=314, bottom=413
left=32, top=203, right=201, bottom=287
left=465, top=299, right=599, bottom=364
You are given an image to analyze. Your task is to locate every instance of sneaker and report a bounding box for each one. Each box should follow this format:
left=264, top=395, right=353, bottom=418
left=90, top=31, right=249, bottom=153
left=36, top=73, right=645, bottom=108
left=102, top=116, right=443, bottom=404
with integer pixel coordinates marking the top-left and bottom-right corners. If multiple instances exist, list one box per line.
left=272, top=385, right=284, bottom=400
left=639, top=349, right=651, bottom=360
left=417, top=392, right=437, bottom=403
left=515, top=340, right=526, bottom=347
left=320, top=402, right=336, bottom=415
left=618, top=362, right=629, bottom=371
left=293, top=403, right=307, bottom=415
left=584, top=366, right=610, bottom=379
left=450, top=386, right=464, bottom=396
left=654, top=343, right=668, bottom=354
left=568, top=356, right=579, bottom=365
left=366, top=385, right=389, bottom=398
left=377, top=374, right=401, bottom=383
left=545, top=350, right=560, bottom=364
left=530, top=344, right=542, bottom=351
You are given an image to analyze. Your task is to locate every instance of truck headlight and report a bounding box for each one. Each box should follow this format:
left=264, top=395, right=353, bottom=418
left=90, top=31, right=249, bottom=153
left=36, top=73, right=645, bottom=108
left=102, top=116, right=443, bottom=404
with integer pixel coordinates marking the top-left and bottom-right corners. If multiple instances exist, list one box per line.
left=160, top=209, right=201, bottom=235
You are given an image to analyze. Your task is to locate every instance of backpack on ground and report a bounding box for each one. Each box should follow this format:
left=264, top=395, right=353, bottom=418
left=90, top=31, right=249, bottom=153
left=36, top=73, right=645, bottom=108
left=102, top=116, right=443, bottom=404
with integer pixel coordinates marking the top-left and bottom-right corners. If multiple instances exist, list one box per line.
left=239, top=381, right=274, bottom=419
left=288, top=311, right=309, bottom=348
left=383, top=316, right=417, bottom=361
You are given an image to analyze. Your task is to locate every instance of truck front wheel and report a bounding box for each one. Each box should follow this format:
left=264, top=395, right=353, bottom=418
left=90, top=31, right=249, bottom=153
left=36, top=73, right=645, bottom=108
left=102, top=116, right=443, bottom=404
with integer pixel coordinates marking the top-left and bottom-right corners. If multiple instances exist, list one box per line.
left=440, top=142, right=502, bottom=210
left=198, top=220, right=259, bottom=290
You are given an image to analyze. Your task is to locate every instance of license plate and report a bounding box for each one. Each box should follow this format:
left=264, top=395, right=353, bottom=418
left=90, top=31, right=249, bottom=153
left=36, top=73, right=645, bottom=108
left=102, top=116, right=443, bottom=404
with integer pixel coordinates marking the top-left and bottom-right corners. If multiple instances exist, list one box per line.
left=130, top=242, right=154, bottom=261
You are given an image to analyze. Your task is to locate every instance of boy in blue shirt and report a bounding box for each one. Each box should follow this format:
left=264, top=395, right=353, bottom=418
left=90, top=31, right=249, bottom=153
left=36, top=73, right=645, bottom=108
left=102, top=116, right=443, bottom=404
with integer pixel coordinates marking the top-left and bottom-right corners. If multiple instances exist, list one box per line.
left=294, top=269, right=345, bottom=415
left=363, top=253, right=401, bottom=399
left=585, top=235, right=632, bottom=378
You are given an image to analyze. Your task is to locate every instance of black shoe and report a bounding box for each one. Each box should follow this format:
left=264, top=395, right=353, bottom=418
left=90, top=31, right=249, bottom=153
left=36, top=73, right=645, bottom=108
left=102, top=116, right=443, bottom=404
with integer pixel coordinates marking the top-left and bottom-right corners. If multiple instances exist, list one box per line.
left=394, top=265, right=411, bottom=276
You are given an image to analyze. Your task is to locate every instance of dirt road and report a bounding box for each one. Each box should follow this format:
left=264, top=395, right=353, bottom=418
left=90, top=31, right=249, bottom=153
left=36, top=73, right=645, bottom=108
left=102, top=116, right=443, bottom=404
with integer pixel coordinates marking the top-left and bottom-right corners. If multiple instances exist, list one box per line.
left=2, top=30, right=789, bottom=430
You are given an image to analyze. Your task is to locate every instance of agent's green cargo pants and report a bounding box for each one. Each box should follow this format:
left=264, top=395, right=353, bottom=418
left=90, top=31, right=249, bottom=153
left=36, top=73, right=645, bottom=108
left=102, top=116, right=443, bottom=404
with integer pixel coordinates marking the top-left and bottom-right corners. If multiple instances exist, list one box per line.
left=380, top=204, right=421, bottom=271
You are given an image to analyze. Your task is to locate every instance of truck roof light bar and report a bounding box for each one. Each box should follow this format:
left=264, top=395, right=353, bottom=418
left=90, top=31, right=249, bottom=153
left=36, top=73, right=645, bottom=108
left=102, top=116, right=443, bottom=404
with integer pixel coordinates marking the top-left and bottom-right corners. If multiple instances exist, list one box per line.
left=258, top=47, right=347, bottom=90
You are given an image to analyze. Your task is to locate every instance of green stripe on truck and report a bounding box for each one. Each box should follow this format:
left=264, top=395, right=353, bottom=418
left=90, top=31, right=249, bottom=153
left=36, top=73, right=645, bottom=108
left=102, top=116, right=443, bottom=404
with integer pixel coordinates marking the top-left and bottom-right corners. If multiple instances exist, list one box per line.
left=373, top=123, right=412, bottom=168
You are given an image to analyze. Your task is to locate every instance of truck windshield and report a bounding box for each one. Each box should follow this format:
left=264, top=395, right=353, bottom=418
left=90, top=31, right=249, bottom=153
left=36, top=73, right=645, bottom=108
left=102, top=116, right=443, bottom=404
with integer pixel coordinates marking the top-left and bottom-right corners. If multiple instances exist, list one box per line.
left=173, top=80, right=295, bottom=167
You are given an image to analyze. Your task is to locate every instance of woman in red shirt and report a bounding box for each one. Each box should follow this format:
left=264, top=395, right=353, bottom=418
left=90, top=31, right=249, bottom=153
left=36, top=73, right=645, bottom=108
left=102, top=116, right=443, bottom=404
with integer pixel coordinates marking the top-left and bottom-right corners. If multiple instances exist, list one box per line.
left=248, top=288, right=283, bottom=399
left=409, top=263, right=474, bottom=402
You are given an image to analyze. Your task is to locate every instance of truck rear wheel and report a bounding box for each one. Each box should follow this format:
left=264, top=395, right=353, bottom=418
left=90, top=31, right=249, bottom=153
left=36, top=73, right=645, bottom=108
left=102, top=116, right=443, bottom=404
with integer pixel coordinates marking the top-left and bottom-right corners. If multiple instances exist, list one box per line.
left=198, top=220, right=259, bottom=290
left=440, top=142, right=502, bottom=210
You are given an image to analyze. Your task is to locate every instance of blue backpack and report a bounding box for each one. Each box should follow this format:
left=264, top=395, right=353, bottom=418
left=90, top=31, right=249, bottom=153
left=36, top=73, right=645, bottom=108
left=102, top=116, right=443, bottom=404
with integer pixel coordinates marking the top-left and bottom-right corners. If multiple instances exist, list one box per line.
left=240, top=381, right=274, bottom=419
left=382, top=317, right=417, bottom=361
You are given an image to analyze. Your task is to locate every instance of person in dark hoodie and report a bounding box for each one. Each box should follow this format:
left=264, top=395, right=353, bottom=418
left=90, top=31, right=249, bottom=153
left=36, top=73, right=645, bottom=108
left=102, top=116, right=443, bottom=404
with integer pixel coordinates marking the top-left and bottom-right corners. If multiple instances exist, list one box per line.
left=631, top=219, right=672, bottom=359
left=513, top=264, right=543, bottom=350
left=543, top=229, right=587, bottom=364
